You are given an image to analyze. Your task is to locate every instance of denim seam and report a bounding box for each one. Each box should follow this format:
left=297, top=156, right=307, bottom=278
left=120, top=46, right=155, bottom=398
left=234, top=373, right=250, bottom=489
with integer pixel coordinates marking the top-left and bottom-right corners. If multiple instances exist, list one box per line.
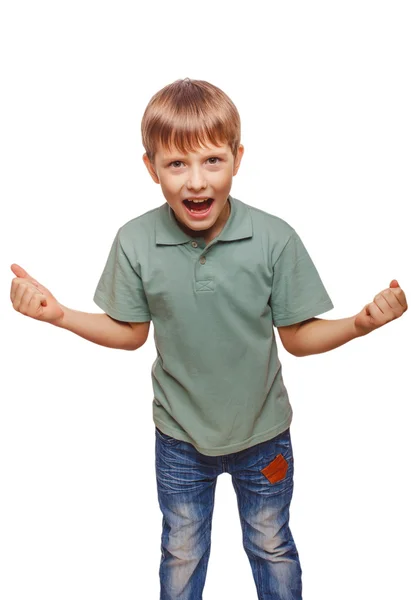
left=232, top=477, right=263, bottom=596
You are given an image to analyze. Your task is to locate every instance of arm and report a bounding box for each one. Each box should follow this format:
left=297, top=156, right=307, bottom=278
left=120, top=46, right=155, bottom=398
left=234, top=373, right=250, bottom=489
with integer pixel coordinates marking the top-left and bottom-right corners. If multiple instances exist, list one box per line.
left=278, top=316, right=359, bottom=357
left=10, top=263, right=150, bottom=351
left=55, top=305, right=150, bottom=351
left=278, top=280, right=408, bottom=357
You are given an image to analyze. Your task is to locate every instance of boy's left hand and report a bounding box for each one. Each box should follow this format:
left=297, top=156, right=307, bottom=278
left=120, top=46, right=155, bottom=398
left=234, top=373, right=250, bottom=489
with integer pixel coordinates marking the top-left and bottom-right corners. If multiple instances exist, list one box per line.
left=354, top=280, right=408, bottom=337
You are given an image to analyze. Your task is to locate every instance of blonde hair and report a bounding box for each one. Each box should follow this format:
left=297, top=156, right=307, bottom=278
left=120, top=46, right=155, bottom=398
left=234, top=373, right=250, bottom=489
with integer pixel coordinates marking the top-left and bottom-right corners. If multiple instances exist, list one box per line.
left=141, top=78, right=241, bottom=164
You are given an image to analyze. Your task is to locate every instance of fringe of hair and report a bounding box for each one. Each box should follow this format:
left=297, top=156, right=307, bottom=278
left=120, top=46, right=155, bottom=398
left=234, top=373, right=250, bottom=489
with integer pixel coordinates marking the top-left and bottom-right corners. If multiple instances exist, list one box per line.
left=141, top=78, right=241, bottom=163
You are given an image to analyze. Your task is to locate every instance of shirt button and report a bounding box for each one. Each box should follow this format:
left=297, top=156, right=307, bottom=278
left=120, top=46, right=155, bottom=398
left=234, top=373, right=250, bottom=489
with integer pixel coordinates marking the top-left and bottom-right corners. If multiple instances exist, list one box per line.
left=200, top=256, right=206, bottom=265
left=191, top=241, right=198, bottom=248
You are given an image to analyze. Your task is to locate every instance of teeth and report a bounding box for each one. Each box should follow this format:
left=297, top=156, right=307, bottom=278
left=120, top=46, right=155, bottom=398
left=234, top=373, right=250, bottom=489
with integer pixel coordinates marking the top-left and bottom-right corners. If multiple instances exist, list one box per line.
left=188, top=198, right=208, bottom=203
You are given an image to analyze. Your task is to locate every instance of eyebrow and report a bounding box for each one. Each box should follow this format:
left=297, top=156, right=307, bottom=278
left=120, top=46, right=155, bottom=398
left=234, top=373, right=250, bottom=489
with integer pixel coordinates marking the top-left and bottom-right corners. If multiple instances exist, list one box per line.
left=162, top=151, right=229, bottom=161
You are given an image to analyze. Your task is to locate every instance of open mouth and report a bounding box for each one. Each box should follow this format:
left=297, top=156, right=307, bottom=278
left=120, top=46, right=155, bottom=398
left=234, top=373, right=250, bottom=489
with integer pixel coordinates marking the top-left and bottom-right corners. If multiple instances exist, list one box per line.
left=183, top=198, right=214, bottom=215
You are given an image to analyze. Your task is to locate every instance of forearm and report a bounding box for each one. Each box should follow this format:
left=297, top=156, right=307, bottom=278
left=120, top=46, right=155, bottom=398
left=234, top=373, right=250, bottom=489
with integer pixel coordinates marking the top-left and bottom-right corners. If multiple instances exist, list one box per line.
left=291, top=315, right=363, bottom=357
left=54, top=305, right=136, bottom=350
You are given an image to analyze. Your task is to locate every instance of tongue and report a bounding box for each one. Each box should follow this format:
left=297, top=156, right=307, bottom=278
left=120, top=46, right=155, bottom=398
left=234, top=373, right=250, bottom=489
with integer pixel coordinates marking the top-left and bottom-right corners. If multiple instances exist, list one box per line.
left=187, top=200, right=209, bottom=211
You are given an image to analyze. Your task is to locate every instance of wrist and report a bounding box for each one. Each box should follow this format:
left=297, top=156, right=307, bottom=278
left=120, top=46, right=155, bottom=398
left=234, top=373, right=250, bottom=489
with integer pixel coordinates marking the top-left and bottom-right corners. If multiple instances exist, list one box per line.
left=352, top=313, right=369, bottom=338
left=51, top=303, right=67, bottom=328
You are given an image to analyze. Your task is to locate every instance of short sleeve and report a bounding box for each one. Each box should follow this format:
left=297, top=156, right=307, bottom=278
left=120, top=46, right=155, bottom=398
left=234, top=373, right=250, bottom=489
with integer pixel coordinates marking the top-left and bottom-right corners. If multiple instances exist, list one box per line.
left=93, top=229, right=151, bottom=322
left=271, top=229, right=334, bottom=327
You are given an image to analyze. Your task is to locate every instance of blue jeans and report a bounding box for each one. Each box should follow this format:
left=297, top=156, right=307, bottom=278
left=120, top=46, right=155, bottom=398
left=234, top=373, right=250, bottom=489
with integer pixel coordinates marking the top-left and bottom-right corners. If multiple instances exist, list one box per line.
left=155, top=426, right=303, bottom=599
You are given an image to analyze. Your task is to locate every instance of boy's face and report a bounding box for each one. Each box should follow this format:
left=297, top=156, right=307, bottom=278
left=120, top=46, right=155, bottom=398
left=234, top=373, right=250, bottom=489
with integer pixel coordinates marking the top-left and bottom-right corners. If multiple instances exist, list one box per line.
left=143, top=141, right=244, bottom=242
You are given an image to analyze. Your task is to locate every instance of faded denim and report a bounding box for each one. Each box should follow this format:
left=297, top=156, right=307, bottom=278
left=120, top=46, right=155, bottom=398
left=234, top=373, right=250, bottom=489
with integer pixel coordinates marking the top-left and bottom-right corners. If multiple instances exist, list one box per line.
left=155, top=426, right=302, bottom=599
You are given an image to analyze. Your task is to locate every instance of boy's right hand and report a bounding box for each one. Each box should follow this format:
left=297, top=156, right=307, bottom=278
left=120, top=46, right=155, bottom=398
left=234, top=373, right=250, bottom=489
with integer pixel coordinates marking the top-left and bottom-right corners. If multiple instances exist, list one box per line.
left=10, top=263, right=64, bottom=324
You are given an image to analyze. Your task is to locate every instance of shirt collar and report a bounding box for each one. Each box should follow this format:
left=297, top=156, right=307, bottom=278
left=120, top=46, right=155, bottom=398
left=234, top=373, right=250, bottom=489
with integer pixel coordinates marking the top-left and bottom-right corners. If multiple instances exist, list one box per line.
left=155, top=194, right=253, bottom=245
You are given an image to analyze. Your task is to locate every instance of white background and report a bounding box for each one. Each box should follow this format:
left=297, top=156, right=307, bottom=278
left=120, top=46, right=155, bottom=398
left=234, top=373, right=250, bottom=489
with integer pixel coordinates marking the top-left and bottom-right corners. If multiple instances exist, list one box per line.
left=1, top=1, right=410, bottom=599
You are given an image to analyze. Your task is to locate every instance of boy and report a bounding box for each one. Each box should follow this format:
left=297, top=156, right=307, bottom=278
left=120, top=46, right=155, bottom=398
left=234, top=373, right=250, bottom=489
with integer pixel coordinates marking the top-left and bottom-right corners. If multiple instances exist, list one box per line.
left=10, top=78, right=407, bottom=600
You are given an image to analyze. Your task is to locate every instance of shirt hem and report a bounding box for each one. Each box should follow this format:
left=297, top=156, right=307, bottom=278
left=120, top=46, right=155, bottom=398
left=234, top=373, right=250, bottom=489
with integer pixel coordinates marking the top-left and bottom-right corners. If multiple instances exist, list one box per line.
left=273, top=300, right=334, bottom=327
left=93, top=293, right=151, bottom=322
left=153, top=410, right=293, bottom=457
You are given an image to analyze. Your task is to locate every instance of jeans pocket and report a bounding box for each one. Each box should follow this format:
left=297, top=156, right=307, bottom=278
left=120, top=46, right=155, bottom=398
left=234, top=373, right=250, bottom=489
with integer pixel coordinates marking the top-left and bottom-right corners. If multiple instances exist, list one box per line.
left=155, top=426, right=181, bottom=446
left=261, top=454, right=289, bottom=483
left=259, top=429, right=293, bottom=488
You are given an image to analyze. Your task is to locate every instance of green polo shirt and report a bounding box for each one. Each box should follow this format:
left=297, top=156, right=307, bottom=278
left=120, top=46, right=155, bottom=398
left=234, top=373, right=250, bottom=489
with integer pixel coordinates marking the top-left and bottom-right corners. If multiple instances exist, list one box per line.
left=93, top=195, right=334, bottom=456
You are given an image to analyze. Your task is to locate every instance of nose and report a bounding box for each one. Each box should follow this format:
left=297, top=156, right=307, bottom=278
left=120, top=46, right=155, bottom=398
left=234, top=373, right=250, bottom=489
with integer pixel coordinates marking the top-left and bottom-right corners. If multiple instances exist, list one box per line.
left=186, top=164, right=207, bottom=191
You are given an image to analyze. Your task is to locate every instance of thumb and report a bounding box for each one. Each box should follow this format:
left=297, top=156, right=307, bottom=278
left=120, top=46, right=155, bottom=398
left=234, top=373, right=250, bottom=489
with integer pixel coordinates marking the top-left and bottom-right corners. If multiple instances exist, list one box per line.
left=390, top=279, right=399, bottom=288
left=11, top=263, right=42, bottom=289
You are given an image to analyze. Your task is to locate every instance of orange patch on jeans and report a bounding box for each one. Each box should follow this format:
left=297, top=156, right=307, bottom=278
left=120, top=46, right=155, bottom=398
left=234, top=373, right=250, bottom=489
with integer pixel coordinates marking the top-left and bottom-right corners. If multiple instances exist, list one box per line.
left=261, top=454, right=288, bottom=484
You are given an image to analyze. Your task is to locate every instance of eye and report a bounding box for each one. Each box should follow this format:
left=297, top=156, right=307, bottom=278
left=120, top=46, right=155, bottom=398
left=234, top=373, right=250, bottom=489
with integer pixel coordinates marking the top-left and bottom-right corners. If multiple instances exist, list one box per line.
left=168, top=157, right=221, bottom=168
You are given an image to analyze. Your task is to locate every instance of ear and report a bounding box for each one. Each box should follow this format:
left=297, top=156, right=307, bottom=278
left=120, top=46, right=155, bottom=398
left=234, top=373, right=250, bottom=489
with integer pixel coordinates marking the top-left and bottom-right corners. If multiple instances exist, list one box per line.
left=142, top=153, right=160, bottom=184
left=233, top=144, right=244, bottom=176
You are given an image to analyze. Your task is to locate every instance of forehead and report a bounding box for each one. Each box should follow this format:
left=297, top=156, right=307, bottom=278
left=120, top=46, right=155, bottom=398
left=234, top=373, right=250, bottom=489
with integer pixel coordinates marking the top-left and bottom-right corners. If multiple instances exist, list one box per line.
left=157, top=141, right=231, bottom=160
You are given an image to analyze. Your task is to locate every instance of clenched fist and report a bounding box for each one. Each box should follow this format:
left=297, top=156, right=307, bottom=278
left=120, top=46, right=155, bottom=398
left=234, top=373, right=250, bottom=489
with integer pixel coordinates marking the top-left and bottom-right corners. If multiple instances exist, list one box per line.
left=354, top=279, right=408, bottom=336
left=10, top=264, right=64, bottom=324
